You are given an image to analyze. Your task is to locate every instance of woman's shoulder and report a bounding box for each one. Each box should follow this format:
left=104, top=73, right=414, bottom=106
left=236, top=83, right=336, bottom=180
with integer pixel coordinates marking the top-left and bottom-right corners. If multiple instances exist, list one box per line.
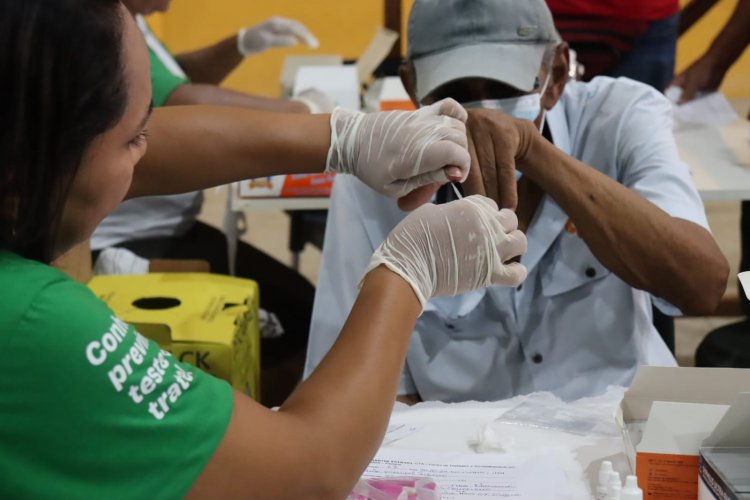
left=0, top=251, right=102, bottom=341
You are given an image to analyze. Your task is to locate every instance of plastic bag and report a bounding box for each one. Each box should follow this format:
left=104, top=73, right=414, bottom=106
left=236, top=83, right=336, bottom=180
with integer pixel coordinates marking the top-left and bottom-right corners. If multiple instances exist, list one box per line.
left=494, top=389, right=622, bottom=437
left=347, top=477, right=441, bottom=500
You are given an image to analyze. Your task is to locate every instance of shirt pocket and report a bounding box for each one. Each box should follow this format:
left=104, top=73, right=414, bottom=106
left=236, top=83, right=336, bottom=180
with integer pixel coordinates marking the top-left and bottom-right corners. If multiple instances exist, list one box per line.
left=541, top=231, right=610, bottom=297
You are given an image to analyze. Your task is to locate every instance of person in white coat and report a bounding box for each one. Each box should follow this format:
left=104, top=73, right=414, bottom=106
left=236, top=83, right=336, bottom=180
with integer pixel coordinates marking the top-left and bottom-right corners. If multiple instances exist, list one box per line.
left=304, top=0, right=729, bottom=403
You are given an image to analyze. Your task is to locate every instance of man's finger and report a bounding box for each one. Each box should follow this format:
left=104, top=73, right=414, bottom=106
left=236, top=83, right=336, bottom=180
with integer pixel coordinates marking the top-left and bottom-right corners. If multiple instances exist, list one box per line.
left=491, top=128, right=518, bottom=209
left=461, top=133, right=487, bottom=198
left=398, top=183, right=441, bottom=211
left=679, top=79, right=699, bottom=104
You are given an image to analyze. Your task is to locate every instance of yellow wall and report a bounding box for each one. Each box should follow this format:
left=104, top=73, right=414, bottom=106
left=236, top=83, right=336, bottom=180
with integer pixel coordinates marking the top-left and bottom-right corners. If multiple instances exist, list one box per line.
left=152, top=0, right=748, bottom=98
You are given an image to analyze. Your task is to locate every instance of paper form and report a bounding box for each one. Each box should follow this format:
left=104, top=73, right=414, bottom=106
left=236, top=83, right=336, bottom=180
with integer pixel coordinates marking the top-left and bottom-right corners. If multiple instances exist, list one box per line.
left=361, top=448, right=572, bottom=499
left=665, top=87, right=739, bottom=129
left=382, top=423, right=423, bottom=446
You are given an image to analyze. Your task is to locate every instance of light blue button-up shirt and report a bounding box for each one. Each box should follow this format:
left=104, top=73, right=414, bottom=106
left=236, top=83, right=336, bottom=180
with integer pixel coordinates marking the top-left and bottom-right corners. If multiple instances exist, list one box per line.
left=304, top=77, right=710, bottom=402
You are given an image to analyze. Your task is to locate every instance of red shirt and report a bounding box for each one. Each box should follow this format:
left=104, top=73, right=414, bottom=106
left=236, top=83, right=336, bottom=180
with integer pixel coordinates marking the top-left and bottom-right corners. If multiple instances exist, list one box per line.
left=546, top=0, right=679, bottom=21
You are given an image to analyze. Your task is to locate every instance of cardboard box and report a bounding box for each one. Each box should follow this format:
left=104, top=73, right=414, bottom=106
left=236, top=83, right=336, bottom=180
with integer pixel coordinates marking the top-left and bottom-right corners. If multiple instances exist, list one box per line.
left=699, top=447, right=750, bottom=499
left=280, top=55, right=343, bottom=98
left=294, top=64, right=360, bottom=110
left=364, top=76, right=416, bottom=112
left=234, top=173, right=335, bottom=199
left=617, top=367, right=750, bottom=499
left=234, top=27, right=399, bottom=202
left=89, top=273, right=261, bottom=400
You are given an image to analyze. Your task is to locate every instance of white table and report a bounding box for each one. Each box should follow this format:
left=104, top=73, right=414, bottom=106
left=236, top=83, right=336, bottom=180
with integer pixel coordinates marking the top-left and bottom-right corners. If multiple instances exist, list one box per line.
left=676, top=119, right=750, bottom=201
left=230, top=194, right=329, bottom=211
left=377, top=390, right=629, bottom=499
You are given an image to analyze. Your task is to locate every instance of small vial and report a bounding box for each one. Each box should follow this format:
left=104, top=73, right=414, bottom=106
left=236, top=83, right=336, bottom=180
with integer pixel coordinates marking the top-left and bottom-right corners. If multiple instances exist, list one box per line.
left=596, top=461, right=613, bottom=500
left=605, top=471, right=622, bottom=500
left=621, top=475, right=643, bottom=500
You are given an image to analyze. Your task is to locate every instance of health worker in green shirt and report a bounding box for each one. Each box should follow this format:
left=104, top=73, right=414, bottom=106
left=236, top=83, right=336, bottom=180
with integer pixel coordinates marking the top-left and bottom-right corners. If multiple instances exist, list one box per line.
left=93, top=0, right=333, bottom=409
left=0, top=0, right=528, bottom=498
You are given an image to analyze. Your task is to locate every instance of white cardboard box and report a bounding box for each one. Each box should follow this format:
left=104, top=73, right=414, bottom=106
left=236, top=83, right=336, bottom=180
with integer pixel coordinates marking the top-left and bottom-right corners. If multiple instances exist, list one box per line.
left=617, top=366, right=750, bottom=499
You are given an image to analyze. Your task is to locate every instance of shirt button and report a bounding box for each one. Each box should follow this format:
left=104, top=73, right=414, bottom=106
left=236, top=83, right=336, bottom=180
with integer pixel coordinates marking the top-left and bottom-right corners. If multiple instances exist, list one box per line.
left=585, top=267, right=597, bottom=278
left=445, top=323, right=455, bottom=330
left=531, top=353, right=543, bottom=364
left=517, top=284, right=523, bottom=291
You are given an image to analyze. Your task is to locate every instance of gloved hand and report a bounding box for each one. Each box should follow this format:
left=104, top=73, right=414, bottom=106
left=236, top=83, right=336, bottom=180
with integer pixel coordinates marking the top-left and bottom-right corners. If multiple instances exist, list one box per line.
left=363, top=195, right=528, bottom=306
left=326, top=98, right=471, bottom=199
left=292, top=88, right=336, bottom=114
left=237, top=17, right=319, bottom=56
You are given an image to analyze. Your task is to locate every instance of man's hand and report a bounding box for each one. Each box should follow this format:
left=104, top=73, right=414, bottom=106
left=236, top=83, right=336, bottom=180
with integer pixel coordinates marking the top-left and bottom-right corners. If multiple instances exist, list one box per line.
left=670, top=54, right=727, bottom=103
left=464, top=109, right=529, bottom=209
left=397, top=108, right=538, bottom=211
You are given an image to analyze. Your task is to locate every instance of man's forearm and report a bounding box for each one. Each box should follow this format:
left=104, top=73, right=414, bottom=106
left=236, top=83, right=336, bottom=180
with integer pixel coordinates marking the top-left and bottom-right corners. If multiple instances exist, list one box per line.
left=521, top=137, right=728, bottom=314
left=175, top=36, right=243, bottom=85
left=704, top=0, right=750, bottom=71
left=166, top=84, right=308, bottom=113
left=129, top=105, right=329, bottom=198
left=679, top=0, right=719, bottom=35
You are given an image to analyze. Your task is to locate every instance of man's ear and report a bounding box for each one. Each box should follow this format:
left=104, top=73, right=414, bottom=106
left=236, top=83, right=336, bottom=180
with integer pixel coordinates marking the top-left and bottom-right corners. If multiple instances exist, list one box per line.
left=399, top=60, right=421, bottom=107
left=542, top=42, right=569, bottom=111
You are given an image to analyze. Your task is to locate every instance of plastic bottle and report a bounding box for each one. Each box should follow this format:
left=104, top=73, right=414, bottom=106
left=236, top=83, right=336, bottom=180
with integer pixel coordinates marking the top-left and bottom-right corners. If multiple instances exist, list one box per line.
left=621, top=475, right=643, bottom=500
left=596, top=461, right=613, bottom=500
left=605, top=471, right=622, bottom=500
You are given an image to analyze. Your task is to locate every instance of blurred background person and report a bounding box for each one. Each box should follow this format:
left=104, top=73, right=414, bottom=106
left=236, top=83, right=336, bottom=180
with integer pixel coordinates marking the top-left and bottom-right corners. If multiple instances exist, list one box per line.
left=93, top=0, right=333, bottom=407
left=672, top=0, right=750, bottom=368
left=547, top=0, right=680, bottom=91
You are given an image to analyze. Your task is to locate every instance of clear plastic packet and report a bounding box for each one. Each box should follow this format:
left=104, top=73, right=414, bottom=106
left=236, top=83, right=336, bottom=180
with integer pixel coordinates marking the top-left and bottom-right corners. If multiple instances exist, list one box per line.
left=494, top=390, right=622, bottom=437
left=347, top=477, right=441, bottom=500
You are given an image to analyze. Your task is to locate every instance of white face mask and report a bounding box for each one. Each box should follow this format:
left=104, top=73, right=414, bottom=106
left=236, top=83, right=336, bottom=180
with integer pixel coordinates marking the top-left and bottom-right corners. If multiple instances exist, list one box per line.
left=462, top=72, right=551, bottom=131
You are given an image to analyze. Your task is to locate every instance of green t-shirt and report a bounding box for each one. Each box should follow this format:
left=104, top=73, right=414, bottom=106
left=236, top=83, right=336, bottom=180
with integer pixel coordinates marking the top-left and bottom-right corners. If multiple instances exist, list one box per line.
left=0, top=252, right=233, bottom=498
left=136, top=15, right=190, bottom=107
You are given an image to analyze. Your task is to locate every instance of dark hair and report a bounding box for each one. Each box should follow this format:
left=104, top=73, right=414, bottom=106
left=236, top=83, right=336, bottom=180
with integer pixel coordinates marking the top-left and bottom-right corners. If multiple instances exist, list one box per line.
left=0, top=0, right=128, bottom=262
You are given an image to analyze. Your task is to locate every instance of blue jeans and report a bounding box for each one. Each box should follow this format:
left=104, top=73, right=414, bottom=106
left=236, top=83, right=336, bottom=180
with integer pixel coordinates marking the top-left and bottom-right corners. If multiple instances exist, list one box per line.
left=609, top=13, right=679, bottom=92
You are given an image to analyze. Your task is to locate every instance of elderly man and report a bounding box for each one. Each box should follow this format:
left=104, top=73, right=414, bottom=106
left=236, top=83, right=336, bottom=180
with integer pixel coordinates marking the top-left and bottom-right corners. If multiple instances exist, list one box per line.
left=305, top=0, right=728, bottom=403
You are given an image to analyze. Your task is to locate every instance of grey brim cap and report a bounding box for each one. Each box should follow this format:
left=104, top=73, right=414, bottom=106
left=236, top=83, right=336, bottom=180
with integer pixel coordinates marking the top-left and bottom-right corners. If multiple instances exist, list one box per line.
left=413, top=42, right=549, bottom=103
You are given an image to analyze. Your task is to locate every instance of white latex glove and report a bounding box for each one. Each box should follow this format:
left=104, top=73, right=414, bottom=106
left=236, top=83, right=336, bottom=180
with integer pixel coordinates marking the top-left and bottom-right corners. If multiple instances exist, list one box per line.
left=363, top=195, right=528, bottom=306
left=292, top=88, right=336, bottom=114
left=237, top=17, right=319, bottom=56
left=326, top=98, right=471, bottom=199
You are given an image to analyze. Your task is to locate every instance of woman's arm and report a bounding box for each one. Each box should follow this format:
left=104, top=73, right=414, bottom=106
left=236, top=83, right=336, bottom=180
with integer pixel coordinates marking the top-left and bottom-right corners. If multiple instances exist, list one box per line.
left=187, top=196, right=528, bottom=499
left=129, top=106, right=329, bottom=198
left=129, top=99, right=471, bottom=200
left=188, top=267, right=420, bottom=499
left=175, top=17, right=318, bottom=85
left=165, top=84, right=308, bottom=113
left=174, top=36, right=243, bottom=85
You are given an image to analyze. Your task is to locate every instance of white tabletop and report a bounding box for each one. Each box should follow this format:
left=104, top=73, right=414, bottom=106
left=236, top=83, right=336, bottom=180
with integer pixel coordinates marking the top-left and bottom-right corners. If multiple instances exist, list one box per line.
left=230, top=196, right=329, bottom=211
left=377, top=390, right=629, bottom=499
left=676, top=119, right=750, bottom=201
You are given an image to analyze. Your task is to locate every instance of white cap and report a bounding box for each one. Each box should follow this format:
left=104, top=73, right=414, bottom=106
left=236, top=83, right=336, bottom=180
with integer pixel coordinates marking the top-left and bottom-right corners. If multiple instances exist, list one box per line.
left=407, top=0, right=562, bottom=102
left=597, top=461, right=613, bottom=485
left=596, top=461, right=614, bottom=499
left=605, top=471, right=622, bottom=500
left=621, top=475, right=643, bottom=500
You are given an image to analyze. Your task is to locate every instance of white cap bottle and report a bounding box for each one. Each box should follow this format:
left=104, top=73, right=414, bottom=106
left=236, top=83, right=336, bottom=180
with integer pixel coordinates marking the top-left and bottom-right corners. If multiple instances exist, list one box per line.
left=605, top=471, right=622, bottom=500
left=596, top=461, right=613, bottom=500
left=621, top=475, right=643, bottom=500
